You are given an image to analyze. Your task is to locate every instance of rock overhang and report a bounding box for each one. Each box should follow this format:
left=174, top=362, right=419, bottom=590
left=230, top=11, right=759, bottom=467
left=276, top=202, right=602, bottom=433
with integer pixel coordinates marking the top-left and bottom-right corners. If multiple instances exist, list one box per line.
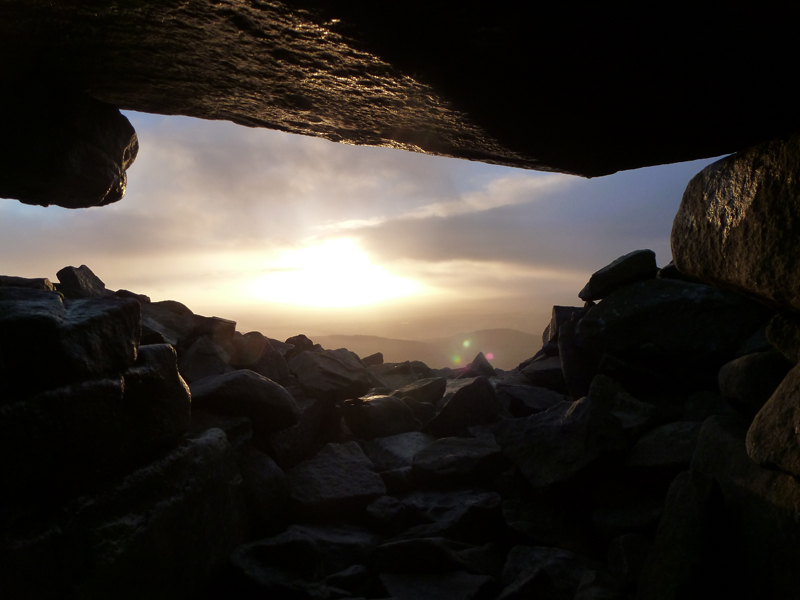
left=1, top=2, right=799, bottom=208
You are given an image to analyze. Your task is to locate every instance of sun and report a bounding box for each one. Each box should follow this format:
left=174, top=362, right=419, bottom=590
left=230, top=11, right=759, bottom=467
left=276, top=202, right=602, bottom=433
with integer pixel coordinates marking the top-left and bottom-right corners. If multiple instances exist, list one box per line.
left=249, top=238, right=422, bottom=308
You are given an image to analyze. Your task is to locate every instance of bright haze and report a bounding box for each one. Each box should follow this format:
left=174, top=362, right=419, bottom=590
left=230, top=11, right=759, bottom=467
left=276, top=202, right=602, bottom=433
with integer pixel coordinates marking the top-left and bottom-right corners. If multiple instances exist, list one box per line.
left=0, top=112, right=720, bottom=363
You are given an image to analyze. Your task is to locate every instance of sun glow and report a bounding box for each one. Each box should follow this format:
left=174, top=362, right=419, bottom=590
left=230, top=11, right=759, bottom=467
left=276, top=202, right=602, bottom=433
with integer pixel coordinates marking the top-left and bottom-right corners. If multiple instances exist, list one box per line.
left=249, top=238, right=423, bottom=308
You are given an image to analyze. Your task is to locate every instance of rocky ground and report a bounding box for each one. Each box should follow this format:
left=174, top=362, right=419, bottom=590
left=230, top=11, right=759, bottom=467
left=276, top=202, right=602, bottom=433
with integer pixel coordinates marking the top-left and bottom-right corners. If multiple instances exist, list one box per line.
left=3, top=242, right=800, bottom=599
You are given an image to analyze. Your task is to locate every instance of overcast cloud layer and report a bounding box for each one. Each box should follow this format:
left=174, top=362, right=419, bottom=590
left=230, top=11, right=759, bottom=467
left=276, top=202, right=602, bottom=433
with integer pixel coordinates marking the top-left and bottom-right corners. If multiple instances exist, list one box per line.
left=0, top=112, right=720, bottom=340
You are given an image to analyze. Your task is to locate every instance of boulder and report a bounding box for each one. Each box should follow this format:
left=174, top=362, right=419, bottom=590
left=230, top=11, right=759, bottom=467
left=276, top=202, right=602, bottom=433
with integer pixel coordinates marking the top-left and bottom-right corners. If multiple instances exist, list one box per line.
left=0, top=343, right=190, bottom=503
left=56, top=264, right=110, bottom=298
left=718, top=350, right=793, bottom=416
left=360, top=431, right=437, bottom=472
left=672, top=134, right=800, bottom=313
left=575, top=278, right=771, bottom=385
left=499, top=546, right=589, bottom=600
left=636, top=469, right=729, bottom=600
left=343, top=395, right=421, bottom=440
left=766, top=313, right=800, bottom=363
left=494, top=398, right=626, bottom=492
left=380, top=570, right=496, bottom=600
left=232, top=331, right=291, bottom=383
left=289, top=348, right=373, bottom=401
left=190, top=369, right=300, bottom=436
left=578, top=249, right=658, bottom=301
left=285, top=441, right=386, bottom=518
left=177, top=335, right=233, bottom=383
left=692, top=415, right=800, bottom=598
left=0, top=275, right=56, bottom=291
left=397, top=377, right=449, bottom=405
left=496, top=383, right=567, bottom=417
left=238, top=445, right=290, bottom=536
left=0, top=87, right=138, bottom=208
left=412, top=437, right=507, bottom=488
left=746, top=361, right=800, bottom=477
left=627, top=422, right=702, bottom=469
left=0, top=288, right=140, bottom=399
left=229, top=524, right=380, bottom=598
left=542, top=305, right=588, bottom=345
left=0, top=429, right=247, bottom=600
left=396, top=489, right=504, bottom=544
left=520, top=356, right=567, bottom=393
left=372, top=537, right=501, bottom=576
left=427, top=377, right=502, bottom=437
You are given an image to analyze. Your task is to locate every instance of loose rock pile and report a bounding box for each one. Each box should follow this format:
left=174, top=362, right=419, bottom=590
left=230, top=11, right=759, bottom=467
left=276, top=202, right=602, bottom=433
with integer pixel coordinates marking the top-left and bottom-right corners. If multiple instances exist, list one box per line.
left=2, top=248, right=797, bottom=600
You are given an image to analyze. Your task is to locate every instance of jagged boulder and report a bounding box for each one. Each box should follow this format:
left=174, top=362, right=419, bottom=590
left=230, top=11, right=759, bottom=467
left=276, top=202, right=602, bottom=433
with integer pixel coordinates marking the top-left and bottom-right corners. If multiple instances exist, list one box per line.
left=578, top=249, right=658, bottom=301
left=289, top=348, right=373, bottom=402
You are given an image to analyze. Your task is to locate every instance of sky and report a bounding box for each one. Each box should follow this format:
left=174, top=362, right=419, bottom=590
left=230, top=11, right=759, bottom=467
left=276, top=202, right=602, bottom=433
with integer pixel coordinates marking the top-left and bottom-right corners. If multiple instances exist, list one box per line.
left=0, top=112, right=721, bottom=341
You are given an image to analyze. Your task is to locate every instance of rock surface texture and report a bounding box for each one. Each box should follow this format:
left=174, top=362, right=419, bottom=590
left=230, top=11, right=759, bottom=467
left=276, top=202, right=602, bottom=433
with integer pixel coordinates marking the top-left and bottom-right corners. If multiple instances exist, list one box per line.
left=672, top=134, right=800, bottom=312
left=2, top=3, right=800, bottom=209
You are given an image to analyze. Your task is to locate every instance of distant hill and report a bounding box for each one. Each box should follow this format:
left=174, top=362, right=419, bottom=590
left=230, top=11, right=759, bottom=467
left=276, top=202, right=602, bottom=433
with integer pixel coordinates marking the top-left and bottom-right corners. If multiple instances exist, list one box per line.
left=315, top=328, right=541, bottom=370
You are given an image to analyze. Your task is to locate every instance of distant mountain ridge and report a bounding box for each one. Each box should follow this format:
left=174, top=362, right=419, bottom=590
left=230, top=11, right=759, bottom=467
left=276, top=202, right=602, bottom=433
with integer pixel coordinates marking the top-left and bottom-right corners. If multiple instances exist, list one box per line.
left=315, top=328, right=540, bottom=370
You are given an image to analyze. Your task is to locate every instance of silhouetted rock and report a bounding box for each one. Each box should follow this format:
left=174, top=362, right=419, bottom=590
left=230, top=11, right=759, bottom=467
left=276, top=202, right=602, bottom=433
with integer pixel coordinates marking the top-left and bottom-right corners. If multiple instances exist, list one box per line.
left=766, top=312, right=800, bottom=362
left=494, top=398, right=626, bottom=492
left=588, top=375, right=655, bottom=440
left=360, top=431, right=437, bottom=472
left=0, top=428, right=247, bottom=599
left=343, top=395, right=420, bottom=440
left=746, top=362, right=800, bottom=477
left=398, top=376, right=448, bottom=404
left=56, top=264, right=110, bottom=298
left=520, top=355, right=567, bottom=393
left=0, top=288, right=140, bottom=400
left=636, top=469, right=727, bottom=600
left=380, top=570, right=496, bottom=600
left=229, top=524, right=380, bottom=598
left=575, top=278, right=771, bottom=386
left=499, top=546, right=589, bottom=600
left=395, top=489, right=504, bottom=544
left=427, top=377, right=502, bottom=437
left=362, top=351, right=384, bottom=366
left=289, top=348, right=373, bottom=401
left=542, top=305, right=587, bottom=345
left=0, top=275, right=55, bottom=290
left=693, top=415, right=800, bottom=598
left=232, top=331, right=290, bottom=383
left=496, top=383, right=567, bottom=417
left=673, top=134, right=800, bottom=313
left=412, top=437, right=507, bottom=488
left=718, top=350, right=793, bottom=416
left=627, top=422, right=702, bottom=469
left=140, top=301, right=195, bottom=347
left=0, top=88, right=138, bottom=208
left=178, top=335, right=233, bottom=383
left=286, top=441, right=386, bottom=518
left=579, top=249, right=658, bottom=301
left=190, top=369, right=300, bottom=436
